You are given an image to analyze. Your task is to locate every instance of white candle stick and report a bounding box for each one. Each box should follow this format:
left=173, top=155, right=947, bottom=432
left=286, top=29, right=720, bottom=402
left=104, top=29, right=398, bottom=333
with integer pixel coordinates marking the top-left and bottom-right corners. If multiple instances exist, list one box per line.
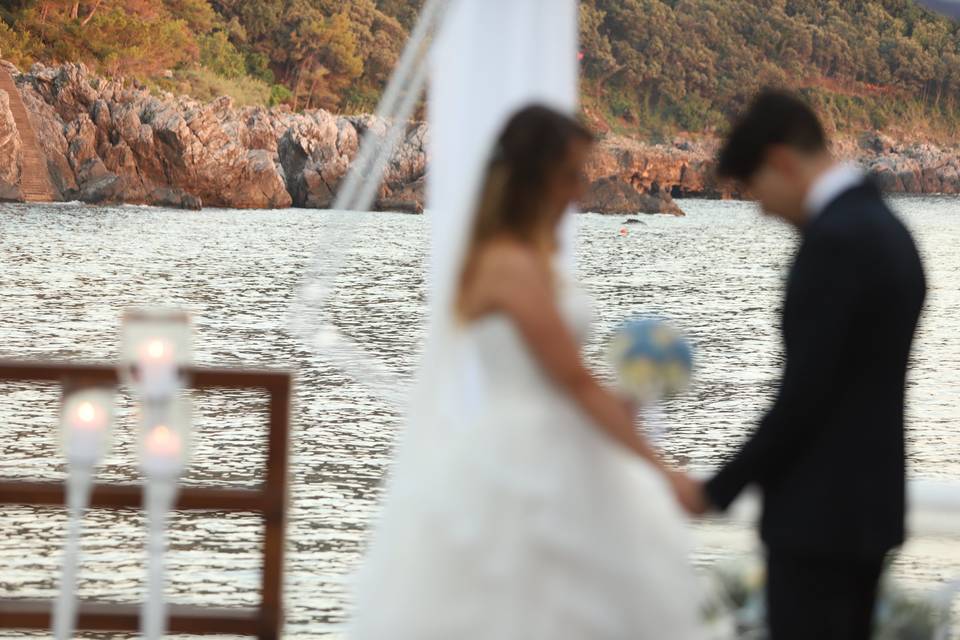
left=141, top=422, right=181, bottom=640
left=142, top=477, right=177, bottom=640
left=139, top=411, right=188, bottom=640
left=53, top=465, right=92, bottom=640
left=54, top=390, right=114, bottom=640
left=121, top=309, right=193, bottom=640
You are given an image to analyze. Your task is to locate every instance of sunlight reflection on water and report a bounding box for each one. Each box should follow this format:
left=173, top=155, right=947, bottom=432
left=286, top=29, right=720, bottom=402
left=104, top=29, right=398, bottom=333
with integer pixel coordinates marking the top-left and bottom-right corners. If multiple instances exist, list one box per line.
left=0, top=197, right=957, bottom=637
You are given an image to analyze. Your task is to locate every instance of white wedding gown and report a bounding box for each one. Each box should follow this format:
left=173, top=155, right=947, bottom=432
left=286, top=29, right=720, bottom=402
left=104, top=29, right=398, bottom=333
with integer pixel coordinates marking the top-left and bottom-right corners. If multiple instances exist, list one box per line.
left=349, top=280, right=704, bottom=639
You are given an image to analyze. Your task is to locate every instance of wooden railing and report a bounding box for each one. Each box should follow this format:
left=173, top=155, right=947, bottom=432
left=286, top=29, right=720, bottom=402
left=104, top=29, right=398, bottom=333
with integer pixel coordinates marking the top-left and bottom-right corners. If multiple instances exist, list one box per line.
left=0, top=360, right=292, bottom=639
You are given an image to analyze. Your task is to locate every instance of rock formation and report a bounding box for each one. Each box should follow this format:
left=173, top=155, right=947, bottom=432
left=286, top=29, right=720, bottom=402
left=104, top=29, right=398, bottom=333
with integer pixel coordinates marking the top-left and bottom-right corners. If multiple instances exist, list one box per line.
left=0, top=87, right=23, bottom=201
left=1, top=61, right=959, bottom=214
left=582, top=177, right=685, bottom=216
left=850, top=133, right=960, bottom=194
left=2, top=62, right=428, bottom=211
left=580, top=131, right=960, bottom=214
left=583, top=135, right=728, bottom=205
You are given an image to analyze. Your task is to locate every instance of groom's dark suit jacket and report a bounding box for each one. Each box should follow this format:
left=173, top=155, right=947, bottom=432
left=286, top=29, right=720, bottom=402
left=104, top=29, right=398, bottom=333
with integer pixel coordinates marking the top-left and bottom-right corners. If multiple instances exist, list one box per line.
left=705, top=180, right=926, bottom=556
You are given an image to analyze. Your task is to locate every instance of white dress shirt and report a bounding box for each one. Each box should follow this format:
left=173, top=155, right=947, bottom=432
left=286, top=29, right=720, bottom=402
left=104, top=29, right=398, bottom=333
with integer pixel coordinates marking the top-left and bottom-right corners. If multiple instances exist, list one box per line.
left=804, top=163, right=864, bottom=220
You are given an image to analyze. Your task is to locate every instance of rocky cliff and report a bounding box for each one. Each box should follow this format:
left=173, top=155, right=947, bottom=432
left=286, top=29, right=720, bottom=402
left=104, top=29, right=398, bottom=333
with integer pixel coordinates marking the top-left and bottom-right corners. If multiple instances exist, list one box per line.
left=0, top=61, right=426, bottom=212
left=1, top=61, right=959, bottom=215
left=0, top=87, right=23, bottom=202
left=837, top=133, right=960, bottom=195
left=582, top=132, right=960, bottom=209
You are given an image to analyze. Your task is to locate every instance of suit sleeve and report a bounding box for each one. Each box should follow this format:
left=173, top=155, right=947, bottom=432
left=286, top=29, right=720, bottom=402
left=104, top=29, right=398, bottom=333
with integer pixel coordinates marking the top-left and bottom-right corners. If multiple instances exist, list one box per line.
left=705, top=231, right=864, bottom=511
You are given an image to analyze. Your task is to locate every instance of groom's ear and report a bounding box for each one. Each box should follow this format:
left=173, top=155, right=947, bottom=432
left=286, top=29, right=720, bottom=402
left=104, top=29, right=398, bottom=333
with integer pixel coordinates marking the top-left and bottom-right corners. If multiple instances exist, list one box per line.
left=765, top=145, right=798, bottom=180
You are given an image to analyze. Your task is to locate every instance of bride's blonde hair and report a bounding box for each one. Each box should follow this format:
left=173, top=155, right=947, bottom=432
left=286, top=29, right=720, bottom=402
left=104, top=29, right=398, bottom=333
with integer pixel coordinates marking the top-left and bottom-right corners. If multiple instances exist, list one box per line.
left=459, top=105, right=593, bottom=305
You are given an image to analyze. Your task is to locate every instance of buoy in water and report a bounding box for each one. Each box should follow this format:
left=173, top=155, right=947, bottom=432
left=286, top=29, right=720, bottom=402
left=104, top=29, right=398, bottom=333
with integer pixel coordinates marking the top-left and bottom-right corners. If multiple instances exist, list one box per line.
left=619, top=227, right=629, bottom=237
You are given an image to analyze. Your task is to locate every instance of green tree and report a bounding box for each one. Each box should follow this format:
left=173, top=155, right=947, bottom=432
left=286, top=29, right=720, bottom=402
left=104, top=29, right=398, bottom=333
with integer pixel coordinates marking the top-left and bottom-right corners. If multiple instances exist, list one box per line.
left=0, top=20, right=41, bottom=67
left=199, top=28, right=245, bottom=78
left=375, top=0, right=422, bottom=30
left=286, top=7, right=362, bottom=110
left=4, top=0, right=960, bottom=132
left=162, top=0, right=217, bottom=33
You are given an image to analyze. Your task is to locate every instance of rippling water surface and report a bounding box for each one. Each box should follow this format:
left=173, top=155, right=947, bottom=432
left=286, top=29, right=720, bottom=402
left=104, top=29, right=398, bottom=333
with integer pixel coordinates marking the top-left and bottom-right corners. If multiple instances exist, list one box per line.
left=1, top=198, right=958, bottom=638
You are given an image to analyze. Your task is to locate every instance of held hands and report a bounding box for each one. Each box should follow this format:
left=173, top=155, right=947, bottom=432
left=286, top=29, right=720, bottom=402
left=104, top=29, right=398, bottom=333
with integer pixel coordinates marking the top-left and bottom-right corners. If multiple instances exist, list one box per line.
left=666, top=470, right=709, bottom=517
left=621, top=395, right=709, bottom=516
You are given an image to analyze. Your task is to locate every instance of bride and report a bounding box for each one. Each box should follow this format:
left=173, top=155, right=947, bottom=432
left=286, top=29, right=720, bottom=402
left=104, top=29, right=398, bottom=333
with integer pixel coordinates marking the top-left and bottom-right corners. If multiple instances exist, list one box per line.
left=348, top=105, right=703, bottom=639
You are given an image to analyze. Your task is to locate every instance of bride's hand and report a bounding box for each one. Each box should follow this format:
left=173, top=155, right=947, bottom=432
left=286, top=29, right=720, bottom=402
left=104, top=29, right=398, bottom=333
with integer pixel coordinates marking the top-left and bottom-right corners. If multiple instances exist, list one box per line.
left=667, top=471, right=708, bottom=516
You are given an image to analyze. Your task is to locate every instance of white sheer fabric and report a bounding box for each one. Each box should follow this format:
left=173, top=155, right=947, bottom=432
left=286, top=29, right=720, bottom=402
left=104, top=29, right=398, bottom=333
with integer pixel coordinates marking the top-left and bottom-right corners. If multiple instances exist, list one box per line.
left=428, top=0, right=579, bottom=322
left=407, top=0, right=581, bottom=459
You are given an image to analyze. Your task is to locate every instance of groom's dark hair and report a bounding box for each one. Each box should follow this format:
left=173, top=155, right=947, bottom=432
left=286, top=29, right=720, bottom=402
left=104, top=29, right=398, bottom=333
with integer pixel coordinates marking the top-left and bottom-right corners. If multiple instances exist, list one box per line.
left=717, top=89, right=828, bottom=182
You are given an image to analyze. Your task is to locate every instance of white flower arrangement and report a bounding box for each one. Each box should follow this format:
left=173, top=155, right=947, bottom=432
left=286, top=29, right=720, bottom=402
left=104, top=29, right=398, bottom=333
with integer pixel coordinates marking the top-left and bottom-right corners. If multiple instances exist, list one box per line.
left=700, top=554, right=958, bottom=640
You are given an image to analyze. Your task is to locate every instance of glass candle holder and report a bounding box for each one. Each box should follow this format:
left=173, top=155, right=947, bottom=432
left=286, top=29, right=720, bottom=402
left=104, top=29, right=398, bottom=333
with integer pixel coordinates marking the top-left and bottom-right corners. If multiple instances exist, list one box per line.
left=139, top=398, right=192, bottom=480
left=120, top=309, right=192, bottom=400
left=60, top=387, right=115, bottom=467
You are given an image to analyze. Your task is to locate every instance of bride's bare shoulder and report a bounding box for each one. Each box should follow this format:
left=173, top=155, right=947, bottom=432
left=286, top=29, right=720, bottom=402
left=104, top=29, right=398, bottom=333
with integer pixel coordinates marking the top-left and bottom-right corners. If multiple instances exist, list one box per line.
left=460, top=239, right=553, bottom=320
left=476, top=240, right=546, bottom=283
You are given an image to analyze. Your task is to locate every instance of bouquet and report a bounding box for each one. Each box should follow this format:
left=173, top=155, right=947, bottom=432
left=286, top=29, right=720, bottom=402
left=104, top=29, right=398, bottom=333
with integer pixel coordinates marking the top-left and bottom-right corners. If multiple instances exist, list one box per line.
left=606, top=317, right=693, bottom=403
left=606, top=317, right=693, bottom=441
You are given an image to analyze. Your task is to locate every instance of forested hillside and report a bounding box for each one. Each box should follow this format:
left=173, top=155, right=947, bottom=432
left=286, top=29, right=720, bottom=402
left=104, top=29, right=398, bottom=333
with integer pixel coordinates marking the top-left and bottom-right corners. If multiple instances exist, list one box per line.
left=579, top=0, right=960, bottom=138
left=2, top=0, right=959, bottom=138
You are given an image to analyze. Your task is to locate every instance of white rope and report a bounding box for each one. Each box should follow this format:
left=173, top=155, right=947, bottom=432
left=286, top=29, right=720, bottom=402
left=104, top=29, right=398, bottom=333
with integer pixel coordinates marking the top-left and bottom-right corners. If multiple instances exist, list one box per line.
left=288, top=0, right=455, bottom=406
left=331, top=0, right=447, bottom=213
left=309, top=326, right=412, bottom=408
left=352, top=58, right=431, bottom=221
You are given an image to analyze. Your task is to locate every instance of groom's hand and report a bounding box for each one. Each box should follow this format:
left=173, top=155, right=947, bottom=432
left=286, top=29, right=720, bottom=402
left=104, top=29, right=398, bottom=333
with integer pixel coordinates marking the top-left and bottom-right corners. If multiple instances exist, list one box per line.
left=667, top=471, right=708, bottom=516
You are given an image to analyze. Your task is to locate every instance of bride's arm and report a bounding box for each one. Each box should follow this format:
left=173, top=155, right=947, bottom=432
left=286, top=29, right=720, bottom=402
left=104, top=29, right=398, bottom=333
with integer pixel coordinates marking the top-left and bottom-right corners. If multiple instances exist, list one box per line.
left=483, top=249, right=667, bottom=471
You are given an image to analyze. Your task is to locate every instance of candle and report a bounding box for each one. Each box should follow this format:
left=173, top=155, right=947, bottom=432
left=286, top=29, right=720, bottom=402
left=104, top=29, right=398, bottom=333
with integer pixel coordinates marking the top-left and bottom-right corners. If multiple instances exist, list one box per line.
left=141, top=421, right=186, bottom=479
left=54, top=389, right=115, bottom=639
left=145, top=339, right=169, bottom=360
left=62, top=390, right=114, bottom=466
left=138, top=338, right=177, bottom=396
left=71, top=401, right=105, bottom=430
left=121, top=309, right=192, bottom=401
left=145, top=425, right=182, bottom=459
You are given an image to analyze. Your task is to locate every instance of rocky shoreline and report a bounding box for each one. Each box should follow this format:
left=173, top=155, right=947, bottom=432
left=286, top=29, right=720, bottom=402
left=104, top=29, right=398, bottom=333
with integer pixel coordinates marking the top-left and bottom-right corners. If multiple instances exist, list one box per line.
left=581, top=131, right=960, bottom=214
left=1, top=62, right=959, bottom=216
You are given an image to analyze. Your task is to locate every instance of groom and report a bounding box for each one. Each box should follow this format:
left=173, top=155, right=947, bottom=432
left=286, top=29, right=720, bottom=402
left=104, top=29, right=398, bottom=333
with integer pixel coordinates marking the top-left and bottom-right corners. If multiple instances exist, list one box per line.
left=680, top=90, right=926, bottom=640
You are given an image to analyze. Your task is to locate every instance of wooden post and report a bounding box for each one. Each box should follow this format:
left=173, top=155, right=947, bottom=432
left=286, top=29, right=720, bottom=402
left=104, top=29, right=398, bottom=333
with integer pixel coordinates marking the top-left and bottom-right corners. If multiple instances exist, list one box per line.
left=0, top=361, right=292, bottom=638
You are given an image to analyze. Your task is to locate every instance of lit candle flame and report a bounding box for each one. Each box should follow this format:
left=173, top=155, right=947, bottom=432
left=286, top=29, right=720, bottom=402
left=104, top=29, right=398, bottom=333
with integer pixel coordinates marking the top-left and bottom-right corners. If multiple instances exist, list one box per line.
left=144, top=339, right=171, bottom=361
left=146, top=425, right=182, bottom=458
left=76, top=401, right=97, bottom=424
left=70, top=399, right=106, bottom=431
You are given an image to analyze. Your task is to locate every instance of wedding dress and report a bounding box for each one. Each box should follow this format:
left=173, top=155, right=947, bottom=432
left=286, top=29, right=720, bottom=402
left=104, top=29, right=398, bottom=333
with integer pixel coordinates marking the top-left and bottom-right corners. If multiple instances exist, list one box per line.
left=348, top=278, right=704, bottom=639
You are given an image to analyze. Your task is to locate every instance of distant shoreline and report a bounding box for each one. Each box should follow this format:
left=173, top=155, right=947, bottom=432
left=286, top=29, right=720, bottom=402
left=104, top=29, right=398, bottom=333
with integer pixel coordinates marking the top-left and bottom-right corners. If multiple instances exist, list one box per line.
left=2, top=61, right=960, bottom=217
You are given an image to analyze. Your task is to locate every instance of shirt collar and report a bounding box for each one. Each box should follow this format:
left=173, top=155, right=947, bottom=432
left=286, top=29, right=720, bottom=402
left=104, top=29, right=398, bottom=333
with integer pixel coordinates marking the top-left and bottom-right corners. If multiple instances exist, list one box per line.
left=804, top=163, right=864, bottom=219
